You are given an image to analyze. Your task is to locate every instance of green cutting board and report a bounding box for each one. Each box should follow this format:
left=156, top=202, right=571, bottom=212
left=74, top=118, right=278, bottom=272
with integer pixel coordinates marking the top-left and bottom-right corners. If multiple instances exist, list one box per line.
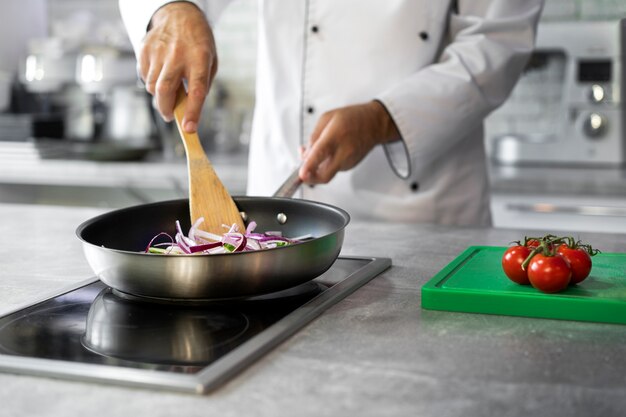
left=422, top=246, right=626, bottom=325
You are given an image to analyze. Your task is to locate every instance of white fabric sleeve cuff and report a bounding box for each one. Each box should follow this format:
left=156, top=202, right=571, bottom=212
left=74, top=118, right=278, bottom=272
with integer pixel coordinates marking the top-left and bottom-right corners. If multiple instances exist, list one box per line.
left=375, top=0, right=543, bottom=180
left=373, top=99, right=411, bottom=179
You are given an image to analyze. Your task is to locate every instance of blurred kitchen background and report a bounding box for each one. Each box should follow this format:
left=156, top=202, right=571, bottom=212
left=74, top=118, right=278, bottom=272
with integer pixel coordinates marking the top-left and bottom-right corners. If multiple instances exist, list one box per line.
left=0, top=0, right=625, bottom=233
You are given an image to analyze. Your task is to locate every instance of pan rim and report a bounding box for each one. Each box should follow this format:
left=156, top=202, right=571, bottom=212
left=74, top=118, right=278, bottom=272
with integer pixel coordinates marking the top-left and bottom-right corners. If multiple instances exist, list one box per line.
left=75, top=197, right=350, bottom=257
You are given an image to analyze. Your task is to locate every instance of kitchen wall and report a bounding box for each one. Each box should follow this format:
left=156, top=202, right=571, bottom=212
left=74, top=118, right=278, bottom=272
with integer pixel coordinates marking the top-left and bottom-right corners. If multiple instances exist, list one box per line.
left=0, top=2, right=47, bottom=75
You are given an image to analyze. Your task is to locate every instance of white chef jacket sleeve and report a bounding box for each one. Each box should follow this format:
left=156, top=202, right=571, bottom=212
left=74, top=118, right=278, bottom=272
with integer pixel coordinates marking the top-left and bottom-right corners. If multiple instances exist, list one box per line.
left=375, top=0, right=544, bottom=179
left=118, top=0, right=231, bottom=57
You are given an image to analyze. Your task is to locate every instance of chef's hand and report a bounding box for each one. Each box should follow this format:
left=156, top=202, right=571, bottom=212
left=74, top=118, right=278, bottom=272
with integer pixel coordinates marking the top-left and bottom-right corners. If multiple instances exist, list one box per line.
left=140, top=2, right=217, bottom=133
left=299, top=101, right=402, bottom=184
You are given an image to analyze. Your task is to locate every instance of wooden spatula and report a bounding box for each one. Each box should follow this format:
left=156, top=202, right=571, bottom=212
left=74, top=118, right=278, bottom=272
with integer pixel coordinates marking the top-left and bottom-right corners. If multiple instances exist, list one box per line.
left=173, top=86, right=246, bottom=235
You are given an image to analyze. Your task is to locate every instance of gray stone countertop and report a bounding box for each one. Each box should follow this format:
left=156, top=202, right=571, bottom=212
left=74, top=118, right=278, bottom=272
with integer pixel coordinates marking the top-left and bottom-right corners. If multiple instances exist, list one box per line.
left=488, top=162, right=626, bottom=197
left=1, top=203, right=626, bottom=417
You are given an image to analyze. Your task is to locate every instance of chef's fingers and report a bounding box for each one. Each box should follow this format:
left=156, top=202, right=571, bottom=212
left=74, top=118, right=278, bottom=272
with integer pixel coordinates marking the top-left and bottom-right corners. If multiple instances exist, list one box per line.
left=303, top=147, right=341, bottom=184
left=144, top=61, right=163, bottom=97
left=300, top=121, right=341, bottom=184
left=300, top=113, right=330, bottom=181
left=138, top=28, right=168, bottom=100
left=138, top=40, right=167, bottom=101
left=182, top=59, right=213, bottom=133
left=155, top=63, right=184, bottom=122
left=138, top=47, right=150, bottom=84
left=308, top=111, right=333, bottom=147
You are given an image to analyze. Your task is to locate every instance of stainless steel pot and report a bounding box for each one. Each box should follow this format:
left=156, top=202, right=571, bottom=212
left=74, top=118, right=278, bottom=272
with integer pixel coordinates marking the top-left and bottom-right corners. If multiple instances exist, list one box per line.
left=76, top=178, right=349, bottom=300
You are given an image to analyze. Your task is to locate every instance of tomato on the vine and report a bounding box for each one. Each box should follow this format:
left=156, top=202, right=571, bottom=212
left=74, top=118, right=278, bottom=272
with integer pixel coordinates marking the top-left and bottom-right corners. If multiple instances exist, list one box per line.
left=502, top=234, right=599, bottom=293
left=502, top=245, right=532, bottom=285
left=525, top=239, right=541, bottom=249
left=527, top=254, right=571, bottom=293
left=557, top=244, right=592, bottom=285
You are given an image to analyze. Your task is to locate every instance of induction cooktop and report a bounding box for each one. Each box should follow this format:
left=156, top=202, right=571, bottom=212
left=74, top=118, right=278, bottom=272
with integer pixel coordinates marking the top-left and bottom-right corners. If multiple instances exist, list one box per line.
left=0, top=256, right=390, bottom=394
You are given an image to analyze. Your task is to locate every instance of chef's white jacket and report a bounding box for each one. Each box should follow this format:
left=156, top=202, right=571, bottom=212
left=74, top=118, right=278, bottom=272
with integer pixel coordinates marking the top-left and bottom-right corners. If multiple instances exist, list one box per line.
left=120, top=0, right=543, bottom=225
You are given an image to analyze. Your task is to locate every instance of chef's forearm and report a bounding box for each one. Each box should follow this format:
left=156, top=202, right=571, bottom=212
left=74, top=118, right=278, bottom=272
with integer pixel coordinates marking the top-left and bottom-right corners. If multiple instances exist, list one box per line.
left=375, top=0, right=543, bottom=176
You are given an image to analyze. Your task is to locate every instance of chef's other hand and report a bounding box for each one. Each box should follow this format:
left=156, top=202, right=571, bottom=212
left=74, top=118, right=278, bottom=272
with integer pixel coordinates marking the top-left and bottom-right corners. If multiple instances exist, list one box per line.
left=140, top=2, right=217, bottom=133
left=299, top=101, right=402, bottom=184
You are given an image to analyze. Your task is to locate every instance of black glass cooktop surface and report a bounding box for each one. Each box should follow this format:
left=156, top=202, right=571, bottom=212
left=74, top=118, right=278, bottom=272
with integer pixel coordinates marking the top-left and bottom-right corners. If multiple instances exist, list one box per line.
left=0, top=256, right=390, bottom=394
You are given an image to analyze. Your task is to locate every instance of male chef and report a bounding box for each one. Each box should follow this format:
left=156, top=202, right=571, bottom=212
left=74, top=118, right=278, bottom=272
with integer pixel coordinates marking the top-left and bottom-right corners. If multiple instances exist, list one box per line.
left=119, top=0, right=544, bottom=225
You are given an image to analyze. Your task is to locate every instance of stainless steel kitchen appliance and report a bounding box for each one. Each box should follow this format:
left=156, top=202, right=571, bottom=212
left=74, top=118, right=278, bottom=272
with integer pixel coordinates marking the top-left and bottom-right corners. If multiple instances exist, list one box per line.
left=15, top=38, right=158, bottom=160
left=0, top=256, right=390, bottom=394
left=491, top=19, right=625, bottom=166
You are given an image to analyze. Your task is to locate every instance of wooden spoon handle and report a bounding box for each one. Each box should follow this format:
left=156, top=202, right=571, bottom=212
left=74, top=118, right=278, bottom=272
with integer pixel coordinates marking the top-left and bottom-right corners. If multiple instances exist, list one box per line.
left=173, top=86, right=246, bottom=235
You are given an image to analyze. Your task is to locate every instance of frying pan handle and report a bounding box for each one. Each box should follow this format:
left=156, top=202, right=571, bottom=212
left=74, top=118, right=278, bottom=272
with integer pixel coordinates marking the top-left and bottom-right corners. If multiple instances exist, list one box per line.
left=273, top=168, right=303, bottom=198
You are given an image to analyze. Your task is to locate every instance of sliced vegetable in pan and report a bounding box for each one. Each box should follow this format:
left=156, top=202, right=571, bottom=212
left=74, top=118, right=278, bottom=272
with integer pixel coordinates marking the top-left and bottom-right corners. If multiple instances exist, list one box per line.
left=145, top=218, right=311, bottom=255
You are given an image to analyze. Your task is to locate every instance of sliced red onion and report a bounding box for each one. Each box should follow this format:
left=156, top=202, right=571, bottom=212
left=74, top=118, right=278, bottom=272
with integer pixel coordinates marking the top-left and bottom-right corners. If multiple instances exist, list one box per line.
left=189, top=241, right=223, bottom=253
left=176, top=220, right=196, bottom=246
left=146, top=219, right=303, bottom=255
left=235, top=235, right=247, bottom=252
left=175, top=233, right=191, bottom=254
left=246, top=221, right=257, bottom=235
left=188, top=217, right=205, bottom=242
left=246, top=239, right=261, bottom=251
left=194, top=229, right=222, bottom=242
left=144, top=232, right=174, bottom=253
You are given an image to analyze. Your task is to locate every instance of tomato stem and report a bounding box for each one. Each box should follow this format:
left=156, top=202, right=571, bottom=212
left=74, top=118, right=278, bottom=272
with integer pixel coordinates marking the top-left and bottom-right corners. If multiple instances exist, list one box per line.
left=518, top=233, right=601, bottom=269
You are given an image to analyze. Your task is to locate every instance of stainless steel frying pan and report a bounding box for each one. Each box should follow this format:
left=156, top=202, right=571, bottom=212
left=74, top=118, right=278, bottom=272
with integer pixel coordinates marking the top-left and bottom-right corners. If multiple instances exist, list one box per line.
left=76, top=172, right=350, bottom=300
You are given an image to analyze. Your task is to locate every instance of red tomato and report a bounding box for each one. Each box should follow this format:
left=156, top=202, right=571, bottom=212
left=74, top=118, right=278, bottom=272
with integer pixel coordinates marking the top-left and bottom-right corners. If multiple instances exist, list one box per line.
left=526, top=239, right=541, bottom=248
left=526, top=239, right=555, bottom=251
left=557, top=244, right=592, bottom=284
left=527, top=254, right=571, bottom=293
left=502, top=245, right=532, bottom=285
